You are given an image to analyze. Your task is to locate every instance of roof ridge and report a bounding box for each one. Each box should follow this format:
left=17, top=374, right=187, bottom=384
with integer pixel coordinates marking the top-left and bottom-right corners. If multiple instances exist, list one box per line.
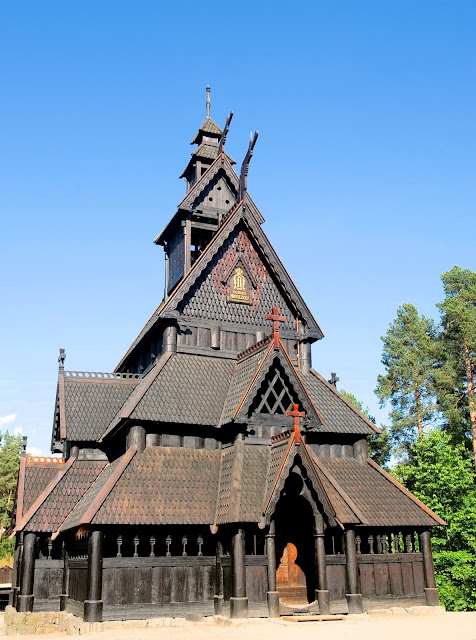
left=236, top=335, right=272, bottom=362
left=309, top=368, right=380, bottom=434
left=65, top=371, right=142, bottom=380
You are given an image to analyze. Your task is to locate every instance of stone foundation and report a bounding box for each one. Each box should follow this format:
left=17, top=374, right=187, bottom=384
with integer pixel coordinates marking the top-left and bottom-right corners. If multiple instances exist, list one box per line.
left=3, top=604, right=447, bottom=635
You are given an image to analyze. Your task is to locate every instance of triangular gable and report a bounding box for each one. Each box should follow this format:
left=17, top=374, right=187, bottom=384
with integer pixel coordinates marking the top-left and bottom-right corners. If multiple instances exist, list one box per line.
left=231, top=340, right=322, bottom=427
left=13, top=455, right=75, bottom=534
left=178, top=155, right=240, bottom=214
left=261, top=429, right=339, bottom=528
left=159, top=201, right=323, bottom=340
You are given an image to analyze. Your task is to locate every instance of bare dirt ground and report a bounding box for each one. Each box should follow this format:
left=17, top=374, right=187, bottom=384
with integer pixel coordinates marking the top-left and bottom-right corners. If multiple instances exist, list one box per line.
left=3, top=611, right=476, bottom=640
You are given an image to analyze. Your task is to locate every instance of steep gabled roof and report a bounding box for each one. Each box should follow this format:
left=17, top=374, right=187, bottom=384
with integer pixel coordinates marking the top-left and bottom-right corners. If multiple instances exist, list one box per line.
left=101, top=351, right=235, bottom=441
left=318, top=456, right=446, bottom=527
left=14, top=456, right=64, bottom=526
left=14, top=456, right=76, bottom=533
left=55, top=372, right=141, bottom=443
left=190, top=116, right=222, bottom=144
left=19, top=459, right=107, bottom=533
left=300, top=369, right=380, bottom=435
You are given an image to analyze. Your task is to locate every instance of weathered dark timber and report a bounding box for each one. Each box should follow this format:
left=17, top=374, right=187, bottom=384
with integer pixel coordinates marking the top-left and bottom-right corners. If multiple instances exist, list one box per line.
left=13, top=91, right=445, bottom=623
left=230, top=528, right=248, bottom=618
left=265, top=521, right=279, bottom=616
left=17, top=532, right=36, bottom=612
left=345, top=529, right=363, bottom=614
left=420, top=530, right=439, bottom=606
left=84, top=531, right=103, bottom=623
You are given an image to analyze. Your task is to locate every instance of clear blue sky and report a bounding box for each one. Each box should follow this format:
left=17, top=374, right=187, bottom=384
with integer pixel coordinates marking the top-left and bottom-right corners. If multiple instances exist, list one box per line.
left=1, top=1, right=475, bottom=455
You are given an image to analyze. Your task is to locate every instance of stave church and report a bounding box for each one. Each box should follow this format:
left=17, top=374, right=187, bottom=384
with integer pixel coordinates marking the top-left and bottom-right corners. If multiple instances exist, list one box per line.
left=11, top=89, right=445, bottom=622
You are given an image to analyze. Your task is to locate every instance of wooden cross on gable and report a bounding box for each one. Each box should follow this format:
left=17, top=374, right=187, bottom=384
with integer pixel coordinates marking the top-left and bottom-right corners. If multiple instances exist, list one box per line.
left=287, top=404, right=306, bottom=445
left=265, top=306, right=286, bottom=350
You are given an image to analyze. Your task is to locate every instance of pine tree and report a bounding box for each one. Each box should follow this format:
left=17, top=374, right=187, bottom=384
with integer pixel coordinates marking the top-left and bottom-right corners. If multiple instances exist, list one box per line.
left=437, top=267, right=476, bottom=459
left=0, top=431, right=23, bottom=535
left=375, top=303, right=440, bottom=453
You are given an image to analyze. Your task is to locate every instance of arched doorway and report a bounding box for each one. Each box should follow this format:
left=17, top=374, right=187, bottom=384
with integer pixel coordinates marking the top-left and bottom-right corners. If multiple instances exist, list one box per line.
left=274, top=471, right=317, bottom=605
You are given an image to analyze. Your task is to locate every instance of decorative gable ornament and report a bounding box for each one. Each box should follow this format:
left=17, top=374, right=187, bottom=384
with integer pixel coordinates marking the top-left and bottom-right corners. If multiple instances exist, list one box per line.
left=222, top=256, right=257, bottom=305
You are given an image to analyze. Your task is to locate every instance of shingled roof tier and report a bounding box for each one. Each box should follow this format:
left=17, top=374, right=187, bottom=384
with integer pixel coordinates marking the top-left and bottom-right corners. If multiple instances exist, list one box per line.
left=317, top=457, right=445, bottom=527
left=60, top=374, right=141, bottom=442
left=24, top=460, right=107, bottom=532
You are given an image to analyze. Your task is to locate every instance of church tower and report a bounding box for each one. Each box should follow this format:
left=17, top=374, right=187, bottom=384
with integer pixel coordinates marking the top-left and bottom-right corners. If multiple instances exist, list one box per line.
left=114, top=87, right=322, bottom=378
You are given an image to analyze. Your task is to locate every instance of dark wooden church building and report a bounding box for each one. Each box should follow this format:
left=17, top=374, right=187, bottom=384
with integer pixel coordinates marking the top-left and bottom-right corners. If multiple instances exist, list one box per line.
left=11, top=89, right=444, bottom=622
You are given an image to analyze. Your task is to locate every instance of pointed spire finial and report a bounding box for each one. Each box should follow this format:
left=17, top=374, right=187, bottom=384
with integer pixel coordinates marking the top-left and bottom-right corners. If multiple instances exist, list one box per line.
left=58, top=348, right=66, bottom=371
left=206, top=85, right=211, bottom=118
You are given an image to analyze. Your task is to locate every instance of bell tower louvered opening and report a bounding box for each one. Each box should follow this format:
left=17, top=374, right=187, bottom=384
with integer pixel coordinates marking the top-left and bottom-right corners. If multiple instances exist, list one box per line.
left=249, top=357, right=302, bottom=416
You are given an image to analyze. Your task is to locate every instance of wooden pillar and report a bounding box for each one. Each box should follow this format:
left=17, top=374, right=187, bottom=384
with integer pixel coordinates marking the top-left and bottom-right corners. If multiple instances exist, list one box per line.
left=17, top=532, right=36, bottom=612
left=60, top=543, right=70, bottom=611
left=11, top=532, right=23, bottom=608
left=265, top=520, right=279, bottom=617
left=163, top=325, right=177, bottom=353
left=230, top=528, right=248, bottom=618
left=214, top=541, right=224, bottom=615
left=419, top=529, right=439, bottom=606
left=314, top=515, right=330, bottom=614
left=345, top=528, right=363, bottom=614
left=84, top=530, right=103, bottom=623
left=300, top=339, right=312, bottom=374
left=126, top=424, right=146, bottom=453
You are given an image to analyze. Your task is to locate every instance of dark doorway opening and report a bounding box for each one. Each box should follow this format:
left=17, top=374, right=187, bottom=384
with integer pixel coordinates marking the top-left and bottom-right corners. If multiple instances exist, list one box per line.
left=274, top=471, right=317, bottom=604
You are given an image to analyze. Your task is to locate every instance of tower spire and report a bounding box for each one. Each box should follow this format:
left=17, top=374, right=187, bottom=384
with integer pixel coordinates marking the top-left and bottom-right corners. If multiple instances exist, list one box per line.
left=206, top=85, right=211, bottom=118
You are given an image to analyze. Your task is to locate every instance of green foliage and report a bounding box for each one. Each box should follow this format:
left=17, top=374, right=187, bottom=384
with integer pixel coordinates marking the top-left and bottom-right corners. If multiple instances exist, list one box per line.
left=395, top=429, right=476, bottom=610
left=436, top=266, right=476, bottom=451
left=0, top=430, right=23, bottom=536
left=339, top=389, right=392, bottom=467
left=375, top=303, right=440, bottom=455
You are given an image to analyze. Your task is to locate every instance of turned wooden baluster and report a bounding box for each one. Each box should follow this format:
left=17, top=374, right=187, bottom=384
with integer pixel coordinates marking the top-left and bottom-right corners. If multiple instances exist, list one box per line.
left=197, top=535, right=203, bottom=556
left=368, top=534, right=374, bottom=554
left=116, top=535, right=122, bottom=557
left=405, top=533, right=413, bottom=553
left=133, top=535, right=139, bottom=557
left=356, top=535, right=361, bottom=554
left=47, top=538, right=53, bottom=560
left=166, top=535, right=172, bottom=557
left=182, top=535, right=188, bottom=556
left=150, top=536, right=156, bottom=557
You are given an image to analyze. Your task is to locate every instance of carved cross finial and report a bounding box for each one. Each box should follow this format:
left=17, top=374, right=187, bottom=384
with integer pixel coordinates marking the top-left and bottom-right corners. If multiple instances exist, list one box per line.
left=287, top=404, right=306, bottom=444
left=58, top=348, right=66, bottom=371
left=219, top=110, right=234, bottom=154
left=265, top=306, right=286, bottom=350
left=239, top=130, right=259, bottom=201
left=206, top=85, right=211, bottom=118
left=328, top=372, right=339, bottom=387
